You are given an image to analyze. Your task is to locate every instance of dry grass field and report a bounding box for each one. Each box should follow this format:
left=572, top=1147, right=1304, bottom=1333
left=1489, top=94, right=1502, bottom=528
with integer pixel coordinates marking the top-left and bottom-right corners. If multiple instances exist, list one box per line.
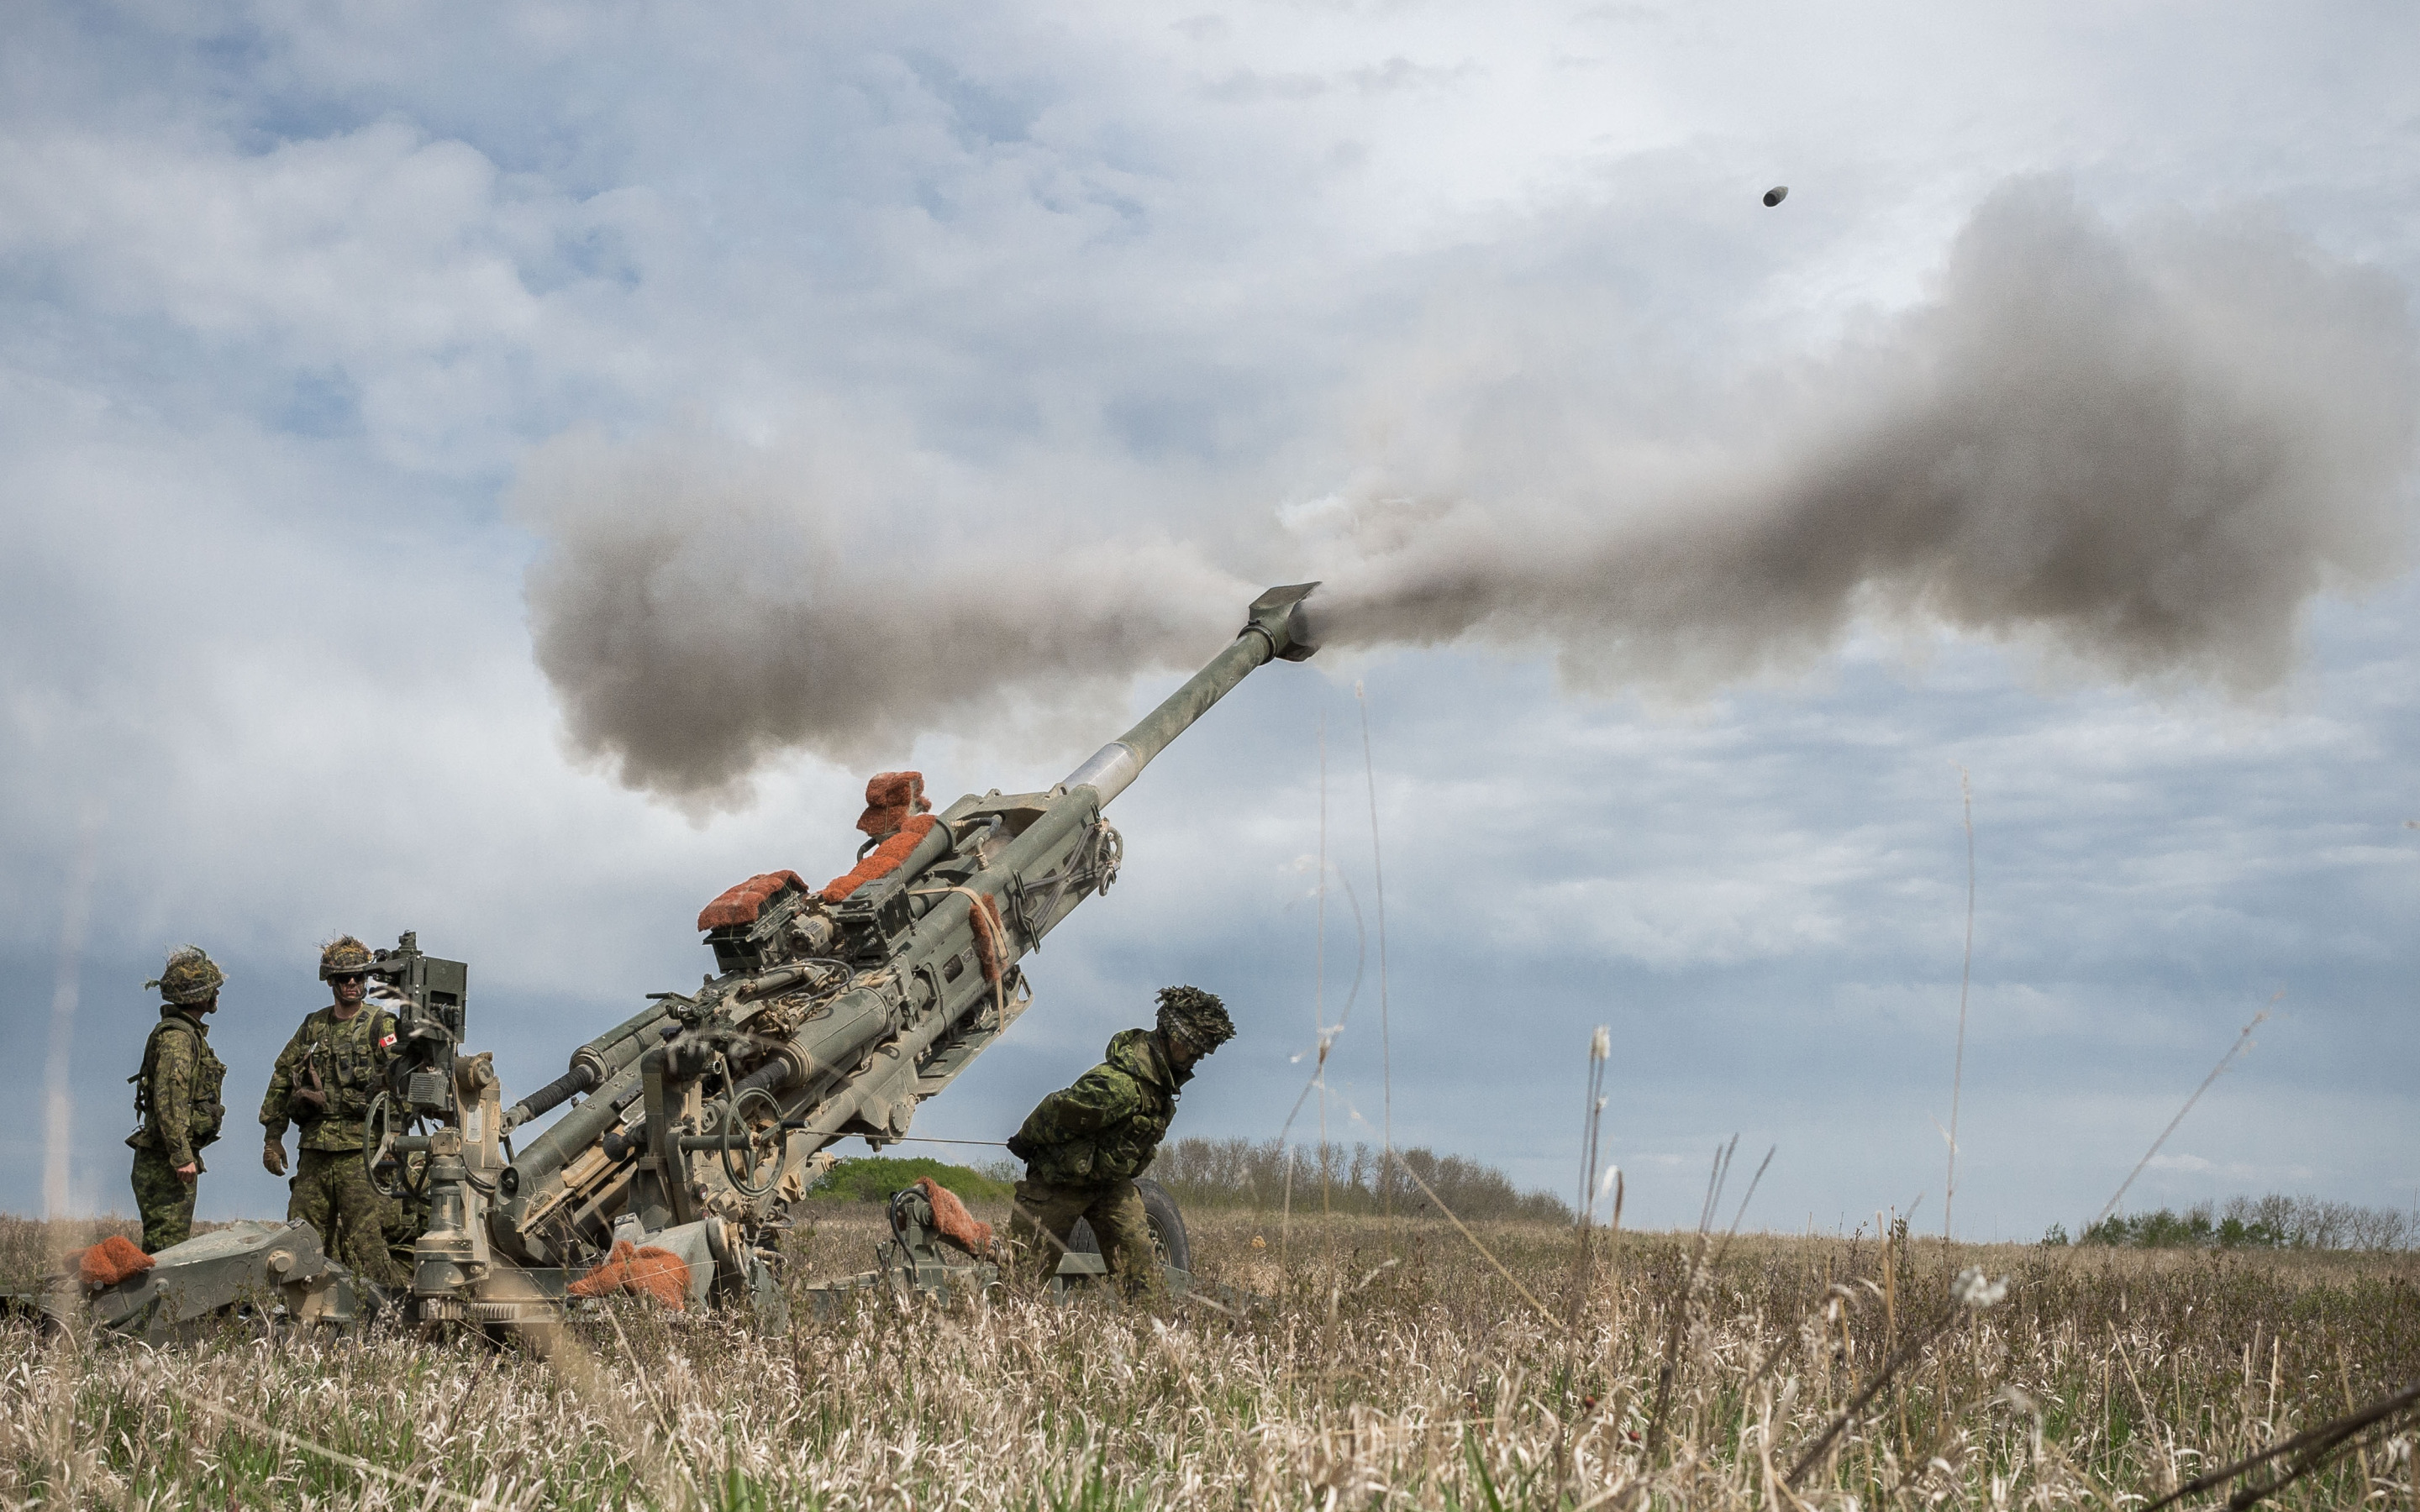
left=4, top=1206, right=2417, bottom=1509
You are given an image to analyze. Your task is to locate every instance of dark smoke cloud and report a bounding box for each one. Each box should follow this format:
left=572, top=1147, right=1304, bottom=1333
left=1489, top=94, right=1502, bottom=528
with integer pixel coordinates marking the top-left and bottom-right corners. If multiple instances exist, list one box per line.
left=516, top=436, right=1251, bottom=808
left=1307, top=181, right=2417, bottom=691
left=521, top=180, right=2415, bottom=806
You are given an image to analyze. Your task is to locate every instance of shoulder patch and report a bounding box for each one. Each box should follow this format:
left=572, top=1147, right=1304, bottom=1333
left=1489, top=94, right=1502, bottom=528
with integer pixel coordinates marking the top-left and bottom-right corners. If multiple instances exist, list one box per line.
left=379, top=1033, right=396, bottom=1048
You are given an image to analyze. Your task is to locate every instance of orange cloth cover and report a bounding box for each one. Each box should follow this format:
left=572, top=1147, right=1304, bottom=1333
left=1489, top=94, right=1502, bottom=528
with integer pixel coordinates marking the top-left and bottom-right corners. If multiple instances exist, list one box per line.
left=78, top=1234, right=155, bottom=1289
left=697, top=870, right=812, bottom=931
left=967, top=892, right=1006, bottom=984
left=915, top=1177, right=994, bottom=1255
left=822, top=814, right=939, bottom=903
left=855, top=770, right=932, bottom=837
left=566, top=1241, right=691, bottom=1309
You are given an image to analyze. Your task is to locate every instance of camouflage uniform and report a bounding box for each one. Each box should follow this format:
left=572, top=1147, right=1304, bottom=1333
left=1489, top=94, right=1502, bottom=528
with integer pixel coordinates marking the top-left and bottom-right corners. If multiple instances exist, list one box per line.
left=1006, top=987, right=1235, bottom=1299
left=126, top=948, right=229, bottom=1252
left=260, top=937, right=407, bottom=1288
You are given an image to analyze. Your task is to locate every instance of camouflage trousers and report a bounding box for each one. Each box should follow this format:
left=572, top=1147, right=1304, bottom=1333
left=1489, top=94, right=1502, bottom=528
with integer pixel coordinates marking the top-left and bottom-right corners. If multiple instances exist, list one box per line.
left=1007, top=1177, right=1161, bottom=1300
left=130, top=1146, right=197, bottom=1254
left=288, top=1148, right=407, bottom=1288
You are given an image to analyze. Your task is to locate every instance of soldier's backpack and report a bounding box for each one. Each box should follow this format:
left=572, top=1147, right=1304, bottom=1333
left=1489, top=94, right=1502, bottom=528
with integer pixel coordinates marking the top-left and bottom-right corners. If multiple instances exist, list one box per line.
left=127, top=1015, right=226, bottom=1149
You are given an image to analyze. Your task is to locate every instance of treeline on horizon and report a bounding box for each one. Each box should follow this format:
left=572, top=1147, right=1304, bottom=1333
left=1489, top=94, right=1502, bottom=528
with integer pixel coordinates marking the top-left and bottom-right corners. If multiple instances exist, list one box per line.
left=800, top=1142, right=1570, bottom=1224
left=2051, top=1193, right=2417, bottom=1252
left=1143, top=1138, right=1575, bottom=1225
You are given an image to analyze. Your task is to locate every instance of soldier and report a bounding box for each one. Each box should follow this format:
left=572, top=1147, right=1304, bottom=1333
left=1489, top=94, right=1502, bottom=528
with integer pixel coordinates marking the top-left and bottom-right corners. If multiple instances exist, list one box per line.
left=1005, top=984, right=1235, bottom=1299
left=260, top=936, right=407, bottom=1289
left=126, top=947, right=229, bottom=1252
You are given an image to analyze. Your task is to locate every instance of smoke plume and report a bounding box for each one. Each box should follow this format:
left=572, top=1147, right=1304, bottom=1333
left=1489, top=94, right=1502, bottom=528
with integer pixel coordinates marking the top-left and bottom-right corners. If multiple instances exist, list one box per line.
left=517, top=435, right=1252, bottom=807
left=1309, top=181, right=2417, bottom=689
left=521, top=180, right=2415, bottom=806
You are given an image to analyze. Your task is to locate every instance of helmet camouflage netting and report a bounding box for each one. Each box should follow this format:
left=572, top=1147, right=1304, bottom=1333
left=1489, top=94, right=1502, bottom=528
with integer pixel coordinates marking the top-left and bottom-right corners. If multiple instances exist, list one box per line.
left=318, top=935, right=374, bottom=980
left=1155, top=985, right=1234, bottom=1056
left=145, top=946, right=224, bottom=1005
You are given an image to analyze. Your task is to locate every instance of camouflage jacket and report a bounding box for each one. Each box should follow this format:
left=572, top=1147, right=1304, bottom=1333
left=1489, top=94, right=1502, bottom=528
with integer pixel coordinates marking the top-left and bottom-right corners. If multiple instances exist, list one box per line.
left=126, top=1006, right=226, bottom=1169
left=1011, top=1029, right=1188, bottom=1186
left=260, top=1003, right=397, bottom=1152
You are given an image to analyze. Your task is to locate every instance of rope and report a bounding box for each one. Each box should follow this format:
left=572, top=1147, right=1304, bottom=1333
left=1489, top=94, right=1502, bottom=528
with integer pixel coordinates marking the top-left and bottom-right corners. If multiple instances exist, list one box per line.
left=908, top=886, right=1011, bottom=1023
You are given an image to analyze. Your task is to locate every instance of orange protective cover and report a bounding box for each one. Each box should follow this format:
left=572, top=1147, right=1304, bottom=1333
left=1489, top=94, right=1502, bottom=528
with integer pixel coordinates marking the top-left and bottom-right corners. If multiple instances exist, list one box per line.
left=822, top=814, right=939, bottom=903
left=967, top=892, right=1007, bottom=983
left=566, top=1241, right=691, bottom=1309
left=916, top=1177, right=995, bottom=1255
left=79, top=1234, right=155, bottom=1289
left=697, top=870, right=813, bottom=931
left=855, top=770, right=931, bottom=837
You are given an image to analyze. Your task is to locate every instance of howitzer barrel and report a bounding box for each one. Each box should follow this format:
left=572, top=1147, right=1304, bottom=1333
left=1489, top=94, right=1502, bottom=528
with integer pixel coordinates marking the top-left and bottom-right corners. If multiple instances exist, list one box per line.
left=729, top=589, right=1322, bottom=1176
left=1060, top=582, right=1318, bottom=806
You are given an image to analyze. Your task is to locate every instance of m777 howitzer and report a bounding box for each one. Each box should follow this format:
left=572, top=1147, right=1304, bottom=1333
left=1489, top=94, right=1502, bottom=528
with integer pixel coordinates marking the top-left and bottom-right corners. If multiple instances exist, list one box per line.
left=377, top=583, right=1322, bottom=1331
left=20, top=585, right=1313, bottom=1341
left=24, top=585, right=1315, bottom=1342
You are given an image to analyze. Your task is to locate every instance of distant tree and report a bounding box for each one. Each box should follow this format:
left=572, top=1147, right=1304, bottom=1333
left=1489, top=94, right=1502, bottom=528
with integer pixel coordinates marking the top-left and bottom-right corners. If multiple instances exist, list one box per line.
left=1146, top=1137, right=1572, bottom=1224
left=2075, top=1194, right=2412, bottom=1251
left=807, top=1156, right=1013, bottom=1205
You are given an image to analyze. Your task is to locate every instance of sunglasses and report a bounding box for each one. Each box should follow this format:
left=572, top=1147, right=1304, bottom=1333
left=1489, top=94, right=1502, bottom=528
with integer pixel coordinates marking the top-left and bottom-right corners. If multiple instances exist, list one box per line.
left=329, top=974, right=368, bottom=985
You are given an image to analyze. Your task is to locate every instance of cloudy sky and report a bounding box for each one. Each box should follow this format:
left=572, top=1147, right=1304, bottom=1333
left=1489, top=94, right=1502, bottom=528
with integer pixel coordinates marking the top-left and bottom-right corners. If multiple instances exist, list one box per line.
left=5, top=1, right=2416, bottom=1240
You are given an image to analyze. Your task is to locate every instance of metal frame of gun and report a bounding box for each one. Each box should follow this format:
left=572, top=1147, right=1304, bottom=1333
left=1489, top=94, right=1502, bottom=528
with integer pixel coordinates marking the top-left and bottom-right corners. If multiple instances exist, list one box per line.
left=405, top=583, right=1318, bottom=1331
left=34, top=585, right=1316, bottom=1341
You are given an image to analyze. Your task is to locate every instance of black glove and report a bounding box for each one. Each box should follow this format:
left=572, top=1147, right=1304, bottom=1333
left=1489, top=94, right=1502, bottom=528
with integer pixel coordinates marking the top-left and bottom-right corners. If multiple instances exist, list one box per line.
left=1005, top=1133, right=1033, bottom=1163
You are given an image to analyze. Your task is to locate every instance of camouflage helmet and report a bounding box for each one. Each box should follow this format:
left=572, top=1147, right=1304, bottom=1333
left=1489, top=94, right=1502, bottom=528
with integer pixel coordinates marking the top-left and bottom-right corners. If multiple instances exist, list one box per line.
left=318, top=935, right=375, bottom=981
left=1155, top=985, right=1234, bottom=1058
left=145, top=946, right=224, bottom=1005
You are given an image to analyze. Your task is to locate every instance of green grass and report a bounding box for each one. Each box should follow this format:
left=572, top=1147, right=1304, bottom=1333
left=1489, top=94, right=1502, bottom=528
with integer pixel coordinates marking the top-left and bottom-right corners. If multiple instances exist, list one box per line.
left=804, top=1154, right=1013, bottom=1205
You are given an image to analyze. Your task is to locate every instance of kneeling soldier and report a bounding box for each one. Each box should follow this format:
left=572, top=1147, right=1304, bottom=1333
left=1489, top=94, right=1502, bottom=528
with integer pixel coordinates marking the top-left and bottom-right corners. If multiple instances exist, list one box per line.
left=1006, top=985, right=1234, bottom=1299
left=128, top=947, right=229, bottom=1252
left=260, top=936, right=407, bottom=1289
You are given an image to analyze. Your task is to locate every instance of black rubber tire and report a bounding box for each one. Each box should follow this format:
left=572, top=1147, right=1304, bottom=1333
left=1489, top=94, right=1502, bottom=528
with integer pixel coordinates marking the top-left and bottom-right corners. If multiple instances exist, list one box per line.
left=1065, top=1179, right=1191, bottom=1272
left=1137, top=1179, right=1191, bottom=1272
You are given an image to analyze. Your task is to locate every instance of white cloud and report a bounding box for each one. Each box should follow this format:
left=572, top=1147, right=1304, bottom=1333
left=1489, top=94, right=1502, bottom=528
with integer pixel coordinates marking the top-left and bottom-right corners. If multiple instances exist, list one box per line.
left=3, top=0, right=2417, bottom=1236
left=0, top=120, right=610, bottom=471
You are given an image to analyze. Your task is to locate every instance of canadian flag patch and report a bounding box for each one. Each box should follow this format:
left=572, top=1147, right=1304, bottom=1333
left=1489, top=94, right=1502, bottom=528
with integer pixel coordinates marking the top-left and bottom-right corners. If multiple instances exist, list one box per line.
left=379, top=1034, right=396, bottom=1048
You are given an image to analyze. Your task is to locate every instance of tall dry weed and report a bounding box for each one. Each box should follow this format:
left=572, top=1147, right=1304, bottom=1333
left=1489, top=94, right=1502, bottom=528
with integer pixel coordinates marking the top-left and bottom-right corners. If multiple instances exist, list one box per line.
left=3, top=1210, right=2415, bottom=1508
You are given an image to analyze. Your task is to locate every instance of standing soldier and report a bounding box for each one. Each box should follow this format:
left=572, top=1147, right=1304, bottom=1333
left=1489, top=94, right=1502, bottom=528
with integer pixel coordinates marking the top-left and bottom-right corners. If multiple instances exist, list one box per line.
left=127, top=947, right=229, bottom=1252
left=1005, top=985, right=1235, bottom=1299
left=260, top=936, right=407, bottom=1289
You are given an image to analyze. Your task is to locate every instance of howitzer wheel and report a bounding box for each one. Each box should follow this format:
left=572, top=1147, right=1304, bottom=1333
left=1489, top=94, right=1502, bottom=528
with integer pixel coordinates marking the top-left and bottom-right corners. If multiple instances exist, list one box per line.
left=718, top=1086, right=786, bottom=1198
left=1067, top=1179, right=1191, bottom=1273
left=363, top=1092, right=429, bottom=1201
